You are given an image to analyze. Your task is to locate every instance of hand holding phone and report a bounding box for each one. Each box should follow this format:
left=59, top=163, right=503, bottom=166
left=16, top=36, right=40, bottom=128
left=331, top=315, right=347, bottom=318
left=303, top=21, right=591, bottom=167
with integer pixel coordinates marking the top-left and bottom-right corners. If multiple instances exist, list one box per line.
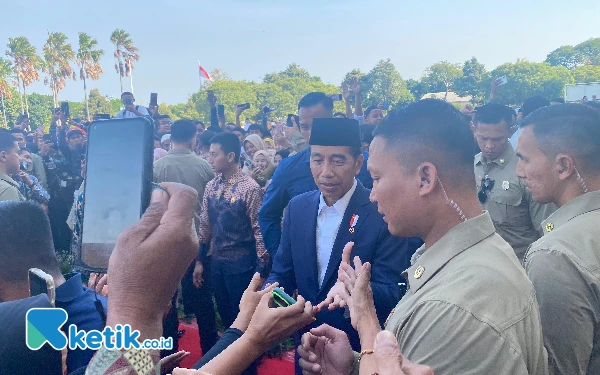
left=150, top=93, right=158, bottom=106
left=272, top=287, right=296, bottom=308
left=286, top=114, right=300, bottom=128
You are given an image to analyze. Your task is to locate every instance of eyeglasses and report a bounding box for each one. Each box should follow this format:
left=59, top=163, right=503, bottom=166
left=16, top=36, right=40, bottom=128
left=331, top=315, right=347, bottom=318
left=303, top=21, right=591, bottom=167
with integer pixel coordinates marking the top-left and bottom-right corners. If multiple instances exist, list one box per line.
left=478, top=175, right=495, bottom=204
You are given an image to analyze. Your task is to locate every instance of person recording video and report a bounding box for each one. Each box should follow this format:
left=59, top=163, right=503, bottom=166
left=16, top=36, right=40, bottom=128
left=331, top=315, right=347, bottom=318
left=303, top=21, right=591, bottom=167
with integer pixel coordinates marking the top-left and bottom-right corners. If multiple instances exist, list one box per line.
left=114, top=92, right=150, bottom=119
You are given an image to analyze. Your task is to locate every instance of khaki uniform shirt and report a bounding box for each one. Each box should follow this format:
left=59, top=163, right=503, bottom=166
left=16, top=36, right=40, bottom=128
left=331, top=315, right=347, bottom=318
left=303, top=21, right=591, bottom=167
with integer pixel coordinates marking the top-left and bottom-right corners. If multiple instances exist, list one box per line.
left=30, top=153, right=47, bottom=189
left=525, top=191, right=600, bottom=375
left=153, top=148, right=215, bottom=229
left=475, top=144, right=556, bottom=261
left=0, top=172, right=26, bottom=202
left=383, top=213, right=548, bottom=374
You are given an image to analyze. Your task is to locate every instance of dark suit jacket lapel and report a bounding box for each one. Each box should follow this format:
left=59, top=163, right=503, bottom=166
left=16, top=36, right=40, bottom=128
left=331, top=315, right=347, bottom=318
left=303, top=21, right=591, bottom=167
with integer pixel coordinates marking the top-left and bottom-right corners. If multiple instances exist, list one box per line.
left=299, top=191, right=320, bottom=300
left=319, top=181, right=371, bottom=296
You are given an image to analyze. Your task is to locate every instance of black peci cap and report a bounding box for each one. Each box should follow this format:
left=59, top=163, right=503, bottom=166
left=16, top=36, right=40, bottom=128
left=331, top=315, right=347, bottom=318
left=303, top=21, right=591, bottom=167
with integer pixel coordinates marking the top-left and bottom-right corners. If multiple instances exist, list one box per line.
left=309, top=118, right=361, bottom=148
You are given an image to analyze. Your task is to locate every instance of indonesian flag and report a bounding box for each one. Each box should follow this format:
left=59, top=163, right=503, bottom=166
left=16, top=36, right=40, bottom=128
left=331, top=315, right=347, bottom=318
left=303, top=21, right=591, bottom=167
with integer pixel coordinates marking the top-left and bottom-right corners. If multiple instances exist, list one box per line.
left=198, top=62, right=211, bottom=80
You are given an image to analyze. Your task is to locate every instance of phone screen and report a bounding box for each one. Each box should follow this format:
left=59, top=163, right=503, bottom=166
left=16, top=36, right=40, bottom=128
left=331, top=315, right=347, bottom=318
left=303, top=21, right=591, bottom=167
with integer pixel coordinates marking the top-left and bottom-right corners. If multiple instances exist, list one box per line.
left=61, top=102, right=70, bottom=118
left=80, top=118, right=154, bottom=271
left=217, top=104, right=225, bottom=117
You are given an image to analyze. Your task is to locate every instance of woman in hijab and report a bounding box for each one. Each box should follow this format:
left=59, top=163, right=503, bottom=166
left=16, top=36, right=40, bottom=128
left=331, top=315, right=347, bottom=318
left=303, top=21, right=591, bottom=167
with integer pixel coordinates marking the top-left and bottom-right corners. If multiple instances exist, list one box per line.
left=242, top=134, right=266, bottom=174
left=251, top=150, right=275, bottom=190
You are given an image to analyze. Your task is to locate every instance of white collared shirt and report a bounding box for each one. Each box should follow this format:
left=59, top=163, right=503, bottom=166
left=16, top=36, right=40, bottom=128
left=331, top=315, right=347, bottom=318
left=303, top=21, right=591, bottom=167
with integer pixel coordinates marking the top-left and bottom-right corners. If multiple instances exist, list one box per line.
left=316, top=178, right=358, bottom=287
left=114, top=105, right=150, bottom=119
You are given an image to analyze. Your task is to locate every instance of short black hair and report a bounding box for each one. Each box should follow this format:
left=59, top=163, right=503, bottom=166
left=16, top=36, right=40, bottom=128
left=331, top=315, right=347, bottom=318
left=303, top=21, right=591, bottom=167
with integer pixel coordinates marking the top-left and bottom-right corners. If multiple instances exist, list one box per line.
left=16, top=114, right=28, bottom=124
left=231, top=127, right=246, bottom=136
left=193, top=120, right=205, bottom=127
left=365, top=105, right=379, bottom=118
left=334, top=112, right=347, bottom=118
left=373, top=99, right=475, bottom=186
left=298, top=92, right=334, bottom=112
left=17, top=148, right=31, bottom=155
left=199, top=130, right=216, bottom=147
left=210, top=132, right=241, bottom=162
left=551, top=98, right=565, bottom=104
left=154, top=135, right=161, bottom=142
left=0, top=132, right=17, bottom=152
left=360, top=124, right=377, bottom=145
left=522, top=96, right=550, bottom=118
left=521, top=103, right=600, bottom=173
left=121, top=91, right=133, bottom=98
left=473, top=103, right=514, bottom=128
left=157, top=115, right=170, bottom=121
left=9, top=128, right=25, bottom=136
left=275, top=149, right=291, bottom=159
left=247, top=124, right=265, bottom=135
left=0, top=201, right=60, bottom=282
left=170, top=120, right=197, bottom=143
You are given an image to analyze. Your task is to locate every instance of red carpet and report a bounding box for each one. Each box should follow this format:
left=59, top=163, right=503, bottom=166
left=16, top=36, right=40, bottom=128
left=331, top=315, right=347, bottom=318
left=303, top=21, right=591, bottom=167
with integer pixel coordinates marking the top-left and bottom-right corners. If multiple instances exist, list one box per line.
left=177, top=319, right=294, bottom=374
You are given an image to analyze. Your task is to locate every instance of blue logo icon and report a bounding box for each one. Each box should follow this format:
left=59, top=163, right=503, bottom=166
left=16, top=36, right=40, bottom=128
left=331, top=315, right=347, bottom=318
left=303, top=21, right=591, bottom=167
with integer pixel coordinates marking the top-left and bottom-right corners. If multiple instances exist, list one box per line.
left=26, top=308, right=68, bottom=350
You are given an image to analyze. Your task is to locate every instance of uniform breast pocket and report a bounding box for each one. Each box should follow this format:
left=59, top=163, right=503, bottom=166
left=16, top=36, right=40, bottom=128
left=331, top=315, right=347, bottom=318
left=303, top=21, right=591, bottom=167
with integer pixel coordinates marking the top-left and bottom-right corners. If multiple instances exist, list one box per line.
left=488, top=185, right=527, bottom=226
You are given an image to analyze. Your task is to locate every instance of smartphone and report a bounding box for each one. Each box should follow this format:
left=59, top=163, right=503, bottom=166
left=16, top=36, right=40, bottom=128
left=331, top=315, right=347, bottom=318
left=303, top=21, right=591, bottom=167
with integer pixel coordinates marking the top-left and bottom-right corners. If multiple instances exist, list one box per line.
left=150, top=93, right=158, bottom=106
left=217, top=104, right=225, bottom=118
left=94, top=114, right=111, bottom=120
left=286, top=114, right=299, bottom=128
left=29, top=268, right=56, bottom=306
left=382, top=102, right=390, bottom=110
left=80, top=117, right=154, bottom=272
left=497, top=76, right=508, bottom=85
left=329, top=94, right=343, bottom=101
left=123, top=98, right=134, bottom=106
left=272, top=287, right=296, bottom=308
left=207, top=90, right=215, bottom=98
left=60, top=102, right=70, bottom=119
left=237, top=103, right=250, bottom=110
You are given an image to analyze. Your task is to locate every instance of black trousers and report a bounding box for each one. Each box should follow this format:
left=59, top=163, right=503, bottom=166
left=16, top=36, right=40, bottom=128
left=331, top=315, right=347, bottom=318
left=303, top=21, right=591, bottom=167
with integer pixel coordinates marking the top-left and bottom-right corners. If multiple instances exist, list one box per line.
left=162, top=258, right=219, bottom=357
left=211, top=264, right=255, bottom=329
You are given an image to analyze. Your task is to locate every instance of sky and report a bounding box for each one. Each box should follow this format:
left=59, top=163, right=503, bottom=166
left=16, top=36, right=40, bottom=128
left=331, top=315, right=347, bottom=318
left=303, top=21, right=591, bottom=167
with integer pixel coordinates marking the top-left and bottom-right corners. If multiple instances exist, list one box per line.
left=1, top=0, right=599, bottom=105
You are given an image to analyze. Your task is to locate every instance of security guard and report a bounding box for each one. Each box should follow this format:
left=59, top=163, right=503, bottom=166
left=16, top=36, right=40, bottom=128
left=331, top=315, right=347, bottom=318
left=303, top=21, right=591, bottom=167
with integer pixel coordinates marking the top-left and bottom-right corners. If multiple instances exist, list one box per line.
left=298, top=99, right=548, bottom=375
left=517, top=104, right=600, bottom=375
left=472, top=103, right=555, bottom=261
left=0, top=132, right=26, bottom=202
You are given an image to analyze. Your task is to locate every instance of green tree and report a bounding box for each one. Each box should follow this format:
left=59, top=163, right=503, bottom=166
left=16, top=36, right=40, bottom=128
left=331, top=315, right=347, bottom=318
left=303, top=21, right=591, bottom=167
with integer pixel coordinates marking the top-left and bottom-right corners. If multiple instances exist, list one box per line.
left=263, top=63, right=320, bottom=83
left=43, top=32, right=76, bottom=107
left=361, top=59, right=413, bottom=107
left=545, top=45, right=587, bottom=69
left=575, top=38, right=600, bottom=65
left=571, top=65, right=600, bottom=83
left=454, top=57, right=490, bottom=103
left=110, top=29, right=139, bottom=93
left=6, top=36, right=43, bottom=115
left=0, top=57, right=13, bottom=127
left=489, top=60, right=574, bottom=105
left=405, top=78, right=427, bottom=100
left=422, top=61, right=463, bottom=101
left=87, top=88, right=112, bottom=116
left=77, top=33, right=104, bottom=120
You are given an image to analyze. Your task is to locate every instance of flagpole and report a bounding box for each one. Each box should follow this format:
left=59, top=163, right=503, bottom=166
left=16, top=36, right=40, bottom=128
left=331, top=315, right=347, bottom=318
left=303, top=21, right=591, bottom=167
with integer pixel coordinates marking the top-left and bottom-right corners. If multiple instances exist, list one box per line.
left=198, top=60, right=202, bottom=91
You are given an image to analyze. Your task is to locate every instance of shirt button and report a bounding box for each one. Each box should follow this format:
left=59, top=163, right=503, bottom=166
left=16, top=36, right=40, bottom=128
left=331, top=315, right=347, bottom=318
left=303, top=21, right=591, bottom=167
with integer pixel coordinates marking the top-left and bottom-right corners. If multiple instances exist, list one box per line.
left=414, top=266, right=425, bottom=279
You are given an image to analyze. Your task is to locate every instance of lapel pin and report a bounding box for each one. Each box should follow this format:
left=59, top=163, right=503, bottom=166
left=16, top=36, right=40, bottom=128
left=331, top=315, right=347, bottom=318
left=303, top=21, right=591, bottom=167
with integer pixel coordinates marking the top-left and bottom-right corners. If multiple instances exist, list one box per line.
left=349, top=214, right=359, bottom=233
left=414, top=266, right=425, bottom=279
left=502, top=181, right=510, bottom=190
left=230, top=197, right=236, bottom=203
left=545, top=222, right=554, bottom=232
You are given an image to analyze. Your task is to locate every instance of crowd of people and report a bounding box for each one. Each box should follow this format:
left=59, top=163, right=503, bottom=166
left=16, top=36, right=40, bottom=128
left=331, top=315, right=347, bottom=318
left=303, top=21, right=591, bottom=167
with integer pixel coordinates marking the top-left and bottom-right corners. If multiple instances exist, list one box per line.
left=0, top=76, right=599, bottom=375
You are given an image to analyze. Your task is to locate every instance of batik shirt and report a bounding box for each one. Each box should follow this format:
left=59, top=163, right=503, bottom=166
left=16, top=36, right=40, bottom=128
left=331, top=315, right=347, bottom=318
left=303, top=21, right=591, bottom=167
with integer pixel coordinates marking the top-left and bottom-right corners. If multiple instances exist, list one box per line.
left=14, top=174, right=50, bottom=205
left=198, top=169, right=270, bottom=276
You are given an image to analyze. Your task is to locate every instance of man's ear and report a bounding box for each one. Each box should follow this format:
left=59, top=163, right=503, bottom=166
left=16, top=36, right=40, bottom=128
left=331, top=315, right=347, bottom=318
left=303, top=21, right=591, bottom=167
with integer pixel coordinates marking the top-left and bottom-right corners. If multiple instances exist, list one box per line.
left=228, top=152, right=236, bottom=164
left=556, top=154, right=576, bottom=181
left=418, top=162, right=438, bottom=197
left=0, top=151, right=6, bottom=163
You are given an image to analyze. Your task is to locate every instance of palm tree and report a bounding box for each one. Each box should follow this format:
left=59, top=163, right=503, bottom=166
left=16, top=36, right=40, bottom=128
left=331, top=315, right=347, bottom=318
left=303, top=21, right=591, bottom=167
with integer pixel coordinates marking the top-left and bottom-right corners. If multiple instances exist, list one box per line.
left=6, top=37, right=43, bottom=115
left=0, top=57, right=13, bottom=127
left=110, top=29, right=139, bottom=93
left=77, top=32, right=104, bottom=120
left=43, top=32, right=76, bottom=107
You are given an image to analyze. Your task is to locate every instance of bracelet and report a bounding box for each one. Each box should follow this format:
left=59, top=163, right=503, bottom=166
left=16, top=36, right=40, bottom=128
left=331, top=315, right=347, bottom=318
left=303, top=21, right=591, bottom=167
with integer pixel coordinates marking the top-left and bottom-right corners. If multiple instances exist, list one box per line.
left=358, top=349, right=374, bottom=362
